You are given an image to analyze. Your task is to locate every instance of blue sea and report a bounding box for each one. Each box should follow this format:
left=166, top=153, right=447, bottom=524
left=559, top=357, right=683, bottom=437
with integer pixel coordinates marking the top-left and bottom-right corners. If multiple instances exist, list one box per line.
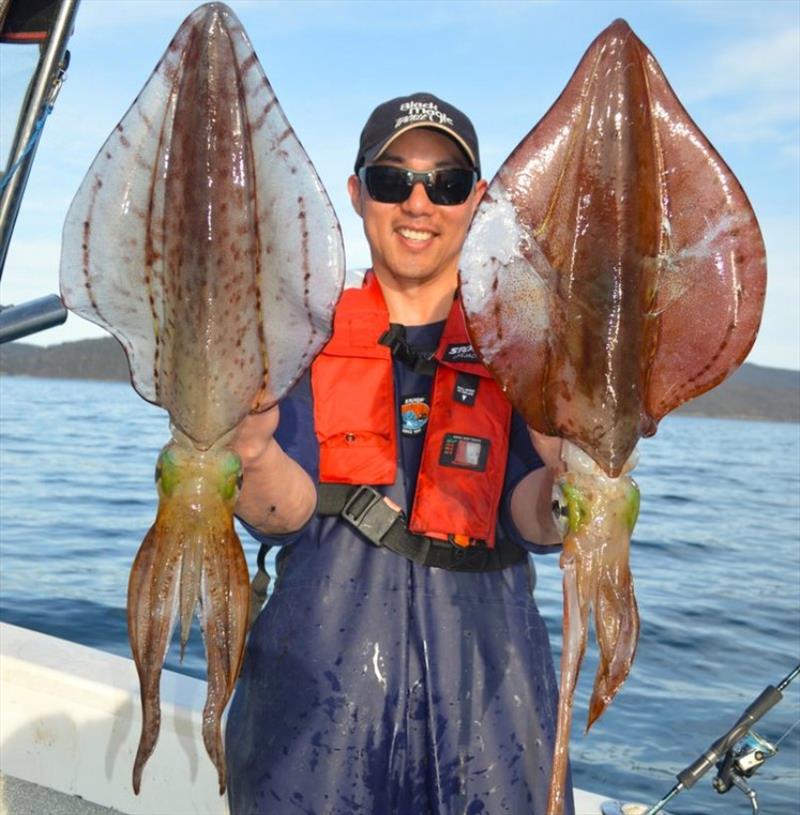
left=1, top=375, right=798, bottom=815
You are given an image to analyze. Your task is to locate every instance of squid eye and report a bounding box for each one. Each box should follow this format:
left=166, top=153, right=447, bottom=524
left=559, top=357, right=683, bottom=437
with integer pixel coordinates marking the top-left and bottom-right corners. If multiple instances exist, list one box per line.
left=219, top=452, right=244, bottom=500
left=552, top=480, right=589, bottom=534
left=551, top=485, right=570, bottom=538
left=154, top=447, right=180, bottom=495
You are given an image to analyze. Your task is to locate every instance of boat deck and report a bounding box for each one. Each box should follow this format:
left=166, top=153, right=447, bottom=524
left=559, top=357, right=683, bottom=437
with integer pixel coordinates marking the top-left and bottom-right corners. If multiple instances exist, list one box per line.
left=0, top=770, right=611, bottom=815
left=0, top=772, right=122, bottom=815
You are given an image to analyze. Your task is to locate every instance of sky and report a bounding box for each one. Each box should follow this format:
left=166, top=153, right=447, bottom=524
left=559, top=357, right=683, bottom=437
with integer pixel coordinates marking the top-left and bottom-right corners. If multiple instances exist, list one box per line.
left=1, top=0, right=798, bottom=370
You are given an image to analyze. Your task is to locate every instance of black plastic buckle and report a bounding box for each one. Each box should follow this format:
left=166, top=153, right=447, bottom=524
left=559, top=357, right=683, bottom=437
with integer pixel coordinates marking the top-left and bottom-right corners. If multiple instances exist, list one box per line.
left=341, top=485, right=403, bottom=547
left=379, top=323, right=437, bottom=376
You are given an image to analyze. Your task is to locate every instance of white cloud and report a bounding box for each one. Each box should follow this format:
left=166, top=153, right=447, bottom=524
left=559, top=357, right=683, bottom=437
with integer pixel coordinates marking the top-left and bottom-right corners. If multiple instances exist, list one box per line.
left=689, top=28, right=800, bottom=101
left=76, top=0, right=216, bottom=32
left=74, top=0, right=553, bottom=37
left=747, top=215, right=800, bottom=369
left=678, top=26, right=800, bottom=151
left=783, top=141, right=800, bottom=161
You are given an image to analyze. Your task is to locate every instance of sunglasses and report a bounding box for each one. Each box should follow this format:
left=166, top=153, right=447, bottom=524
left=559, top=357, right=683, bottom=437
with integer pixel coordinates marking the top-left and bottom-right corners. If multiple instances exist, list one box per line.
left=358, top=165, right=477, bottom=206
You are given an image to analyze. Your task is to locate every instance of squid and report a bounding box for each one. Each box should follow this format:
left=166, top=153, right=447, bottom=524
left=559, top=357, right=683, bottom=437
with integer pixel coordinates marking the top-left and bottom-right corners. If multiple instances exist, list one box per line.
left=59, top=3, right=344, bottom=794
left=460, top=19, right=766, bottom=814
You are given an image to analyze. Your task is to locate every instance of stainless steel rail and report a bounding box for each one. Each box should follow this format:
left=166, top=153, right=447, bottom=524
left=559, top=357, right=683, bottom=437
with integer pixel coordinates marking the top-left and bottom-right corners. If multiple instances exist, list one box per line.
left=0, top=0, right=81, bottom=281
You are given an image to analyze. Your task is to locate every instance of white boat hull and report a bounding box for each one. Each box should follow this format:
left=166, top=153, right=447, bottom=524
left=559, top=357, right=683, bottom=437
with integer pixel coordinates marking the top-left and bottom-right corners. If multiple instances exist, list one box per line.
left=0, top=622, right=609, bottom=814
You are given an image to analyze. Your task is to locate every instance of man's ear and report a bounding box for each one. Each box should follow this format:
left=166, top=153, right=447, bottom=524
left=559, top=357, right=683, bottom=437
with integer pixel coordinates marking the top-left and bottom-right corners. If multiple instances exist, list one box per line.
left=470, top=178, right=489, bottom=216
left=347, top=174, right=363, bottom=217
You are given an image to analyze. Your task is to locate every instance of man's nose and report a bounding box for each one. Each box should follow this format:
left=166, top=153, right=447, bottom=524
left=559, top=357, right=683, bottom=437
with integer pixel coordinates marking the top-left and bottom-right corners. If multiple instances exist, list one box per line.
left=402, top=180, right=434, bottom=214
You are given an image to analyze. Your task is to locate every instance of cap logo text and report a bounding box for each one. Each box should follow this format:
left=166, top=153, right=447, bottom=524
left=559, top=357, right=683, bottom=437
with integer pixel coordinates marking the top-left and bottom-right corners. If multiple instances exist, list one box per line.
left=395, top=100, right=454, bottom=130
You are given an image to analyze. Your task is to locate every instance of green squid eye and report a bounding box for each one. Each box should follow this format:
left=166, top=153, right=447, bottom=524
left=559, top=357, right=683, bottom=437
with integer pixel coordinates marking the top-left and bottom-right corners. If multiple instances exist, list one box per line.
left=551, top=486, right=570, bottom=538
left=554, top=481, right=589, bottom=534
left=155, top=448, right=180, bottom=495
left=220, top=452, right=243, bottom=501
left=625, top=480, right=641, bottom=531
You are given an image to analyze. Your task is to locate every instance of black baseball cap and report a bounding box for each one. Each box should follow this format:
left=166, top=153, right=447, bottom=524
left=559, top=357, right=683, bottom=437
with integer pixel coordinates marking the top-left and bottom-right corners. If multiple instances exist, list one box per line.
left=354, top=92, right=481, bottom=177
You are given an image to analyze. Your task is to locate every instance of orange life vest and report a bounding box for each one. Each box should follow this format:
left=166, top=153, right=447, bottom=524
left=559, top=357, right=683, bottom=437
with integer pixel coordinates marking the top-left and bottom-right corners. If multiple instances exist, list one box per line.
left=310, top=272, right=512, bottom=547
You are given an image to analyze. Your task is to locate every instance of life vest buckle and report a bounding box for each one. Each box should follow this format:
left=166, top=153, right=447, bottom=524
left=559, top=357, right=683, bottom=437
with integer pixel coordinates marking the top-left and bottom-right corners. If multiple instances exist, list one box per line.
left=341, top=485, right=403, bottom=546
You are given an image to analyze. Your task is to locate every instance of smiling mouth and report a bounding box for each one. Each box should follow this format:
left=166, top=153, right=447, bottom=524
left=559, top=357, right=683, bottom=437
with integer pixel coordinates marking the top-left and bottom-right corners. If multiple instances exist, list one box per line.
left=397, top=227, right=436, bottom=242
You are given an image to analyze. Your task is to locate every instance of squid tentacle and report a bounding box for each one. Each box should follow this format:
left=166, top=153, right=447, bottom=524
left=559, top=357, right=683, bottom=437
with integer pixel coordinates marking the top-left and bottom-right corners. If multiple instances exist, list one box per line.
left=127, top=518, right=182, bottom=795
left=198, top=519, right=250, bottom=794
left=127, top=439, right=248, bottom=794
left=548, top=556, right=592, bottom=815
left=588, top=558, right=639, bottom=729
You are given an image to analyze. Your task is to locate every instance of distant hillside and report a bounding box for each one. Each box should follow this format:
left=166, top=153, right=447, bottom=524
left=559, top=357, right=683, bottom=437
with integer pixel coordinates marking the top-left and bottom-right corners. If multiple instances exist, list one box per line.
left=676, top=363, right=800, bottom=423
left=0, top=337, right=129, bottom=382
left=1, top=337, right=798, bottom=423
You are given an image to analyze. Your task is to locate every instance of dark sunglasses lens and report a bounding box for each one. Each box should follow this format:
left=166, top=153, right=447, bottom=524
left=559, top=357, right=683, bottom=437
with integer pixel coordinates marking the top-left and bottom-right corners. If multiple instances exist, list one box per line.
left=364, top=166, right=411, bottom=203
left=362, top=166, right=475, bottom=205
left=428, top=169, right=475, bottom=205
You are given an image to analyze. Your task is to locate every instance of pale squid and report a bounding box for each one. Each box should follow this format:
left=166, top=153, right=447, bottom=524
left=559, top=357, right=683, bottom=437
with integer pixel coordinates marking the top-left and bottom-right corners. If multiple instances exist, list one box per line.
left=460, top=19, right=766, bottom=814
left=59, top=3, right=344, bottom=794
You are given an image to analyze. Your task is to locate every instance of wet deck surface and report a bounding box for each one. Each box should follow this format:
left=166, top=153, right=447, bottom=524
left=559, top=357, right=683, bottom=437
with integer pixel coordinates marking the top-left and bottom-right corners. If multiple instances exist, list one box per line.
left=0, top=772, right=125, bottom=815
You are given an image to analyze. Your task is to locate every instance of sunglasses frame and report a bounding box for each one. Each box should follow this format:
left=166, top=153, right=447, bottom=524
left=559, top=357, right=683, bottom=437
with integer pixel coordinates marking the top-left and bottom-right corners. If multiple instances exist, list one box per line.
left=358, top=165, right=478, bottom=206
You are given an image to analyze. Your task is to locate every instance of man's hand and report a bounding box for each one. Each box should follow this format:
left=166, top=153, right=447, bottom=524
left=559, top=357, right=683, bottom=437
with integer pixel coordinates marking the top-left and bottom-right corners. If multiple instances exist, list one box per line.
left=229, top=404, right=316, bottom=536
left=230, top=404, right=281, bottom=468
left=528, top=429, right=564, bottom=475
left=508, top=430, right=565, bottom=547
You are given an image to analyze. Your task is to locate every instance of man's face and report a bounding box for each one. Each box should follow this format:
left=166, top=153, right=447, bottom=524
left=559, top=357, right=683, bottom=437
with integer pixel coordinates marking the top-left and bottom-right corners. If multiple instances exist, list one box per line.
left=347, top=128, right=487, bottom=288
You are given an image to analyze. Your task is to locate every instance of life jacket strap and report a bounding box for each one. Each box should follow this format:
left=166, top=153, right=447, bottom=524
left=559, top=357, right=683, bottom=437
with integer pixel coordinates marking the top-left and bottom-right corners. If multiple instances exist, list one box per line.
left=318, top=483, right=527, bottom=572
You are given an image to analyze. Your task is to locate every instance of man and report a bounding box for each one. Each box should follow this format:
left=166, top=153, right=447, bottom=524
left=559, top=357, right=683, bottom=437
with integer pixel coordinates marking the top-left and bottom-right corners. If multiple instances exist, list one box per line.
left=225, top=93, right=573, bottom=815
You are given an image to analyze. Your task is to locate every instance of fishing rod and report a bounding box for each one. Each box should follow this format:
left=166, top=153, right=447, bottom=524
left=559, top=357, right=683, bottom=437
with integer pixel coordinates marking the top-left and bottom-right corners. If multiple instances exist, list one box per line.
left=601, top=662, right=800, bottom=815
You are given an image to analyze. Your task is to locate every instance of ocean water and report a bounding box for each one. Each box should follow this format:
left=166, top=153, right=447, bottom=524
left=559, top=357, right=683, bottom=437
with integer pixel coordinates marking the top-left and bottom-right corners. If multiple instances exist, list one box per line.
left=1, top=375, right=798, bottom=815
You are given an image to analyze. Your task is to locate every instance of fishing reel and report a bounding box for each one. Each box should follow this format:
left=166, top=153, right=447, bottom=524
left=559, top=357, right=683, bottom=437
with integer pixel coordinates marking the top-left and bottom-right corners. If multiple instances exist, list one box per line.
left=710, top=729, right=779, bottom=811
left=600, top=663, right=798, bottom=815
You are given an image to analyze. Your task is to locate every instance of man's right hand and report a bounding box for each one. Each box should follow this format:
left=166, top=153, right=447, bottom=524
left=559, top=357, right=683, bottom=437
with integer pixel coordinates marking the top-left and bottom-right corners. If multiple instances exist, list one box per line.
left=230, top=404, right=281, bottom=468
left=229, top=403, right=316, bottom=536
